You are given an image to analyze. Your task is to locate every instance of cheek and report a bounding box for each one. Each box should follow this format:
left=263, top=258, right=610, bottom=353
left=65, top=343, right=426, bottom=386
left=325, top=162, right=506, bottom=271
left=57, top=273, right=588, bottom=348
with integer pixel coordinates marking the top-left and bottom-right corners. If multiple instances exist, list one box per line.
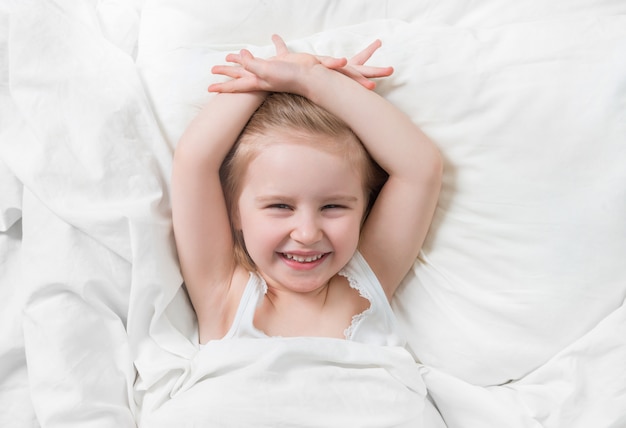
left=238, top=212, right=280, bottom=255
left=331, top=214, right=363, bottom=248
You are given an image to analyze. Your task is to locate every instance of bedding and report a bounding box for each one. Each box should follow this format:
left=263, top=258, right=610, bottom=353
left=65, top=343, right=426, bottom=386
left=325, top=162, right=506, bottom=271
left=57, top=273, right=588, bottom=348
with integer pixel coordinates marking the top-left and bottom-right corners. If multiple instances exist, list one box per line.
left=1, top=0, right=625, bottom=427
left=139, top=338, right=444, bottom=427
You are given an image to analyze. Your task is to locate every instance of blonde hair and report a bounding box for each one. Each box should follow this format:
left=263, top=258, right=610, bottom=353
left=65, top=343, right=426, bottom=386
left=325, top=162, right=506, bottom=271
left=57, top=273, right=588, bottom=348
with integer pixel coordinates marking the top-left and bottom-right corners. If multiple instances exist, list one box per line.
left=219, top=93, right=386, bottom=271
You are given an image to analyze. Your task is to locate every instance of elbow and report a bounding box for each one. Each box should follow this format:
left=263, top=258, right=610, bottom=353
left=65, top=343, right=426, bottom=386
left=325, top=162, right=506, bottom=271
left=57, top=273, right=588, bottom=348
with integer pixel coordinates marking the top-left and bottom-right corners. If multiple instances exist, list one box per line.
left=433, top=149, right=444, bottom=185
left=419, top=146, right=444, bottom=188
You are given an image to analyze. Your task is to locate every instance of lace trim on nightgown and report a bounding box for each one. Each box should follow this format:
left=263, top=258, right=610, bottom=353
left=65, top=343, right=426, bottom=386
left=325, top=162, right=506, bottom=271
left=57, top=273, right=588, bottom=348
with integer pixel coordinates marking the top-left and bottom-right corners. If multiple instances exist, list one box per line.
left=339, top=269, right=373, bottom=340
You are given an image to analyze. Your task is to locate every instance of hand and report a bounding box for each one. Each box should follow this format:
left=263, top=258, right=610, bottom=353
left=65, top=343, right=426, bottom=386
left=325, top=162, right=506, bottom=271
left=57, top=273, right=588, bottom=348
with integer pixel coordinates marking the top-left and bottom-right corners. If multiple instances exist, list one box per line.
left=332, top=39, right=394, bottom=90
left=208, top=35, right=393, bottom=93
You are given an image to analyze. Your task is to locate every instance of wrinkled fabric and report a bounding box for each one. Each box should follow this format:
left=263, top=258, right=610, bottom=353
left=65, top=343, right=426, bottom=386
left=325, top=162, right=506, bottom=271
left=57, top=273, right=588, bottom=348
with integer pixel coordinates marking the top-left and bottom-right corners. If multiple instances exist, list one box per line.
left=139, top=337, right=443, bottom=428
left=1, top=1, right=626, bottom=427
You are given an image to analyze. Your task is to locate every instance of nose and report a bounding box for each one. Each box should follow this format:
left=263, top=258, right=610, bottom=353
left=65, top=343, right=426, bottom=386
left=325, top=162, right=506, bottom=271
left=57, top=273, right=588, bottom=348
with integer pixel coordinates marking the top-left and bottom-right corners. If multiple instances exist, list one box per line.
left=290, top=212, right=323, bottom=245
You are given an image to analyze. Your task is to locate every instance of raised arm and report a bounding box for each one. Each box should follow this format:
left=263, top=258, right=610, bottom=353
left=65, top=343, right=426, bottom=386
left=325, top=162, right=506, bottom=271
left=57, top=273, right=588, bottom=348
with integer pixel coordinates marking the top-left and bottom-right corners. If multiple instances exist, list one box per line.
left=210, top=36, right=442, bottom=300
left=172, top=91, right=266, bottom=328
left=173, top=38, right=393, bottom=339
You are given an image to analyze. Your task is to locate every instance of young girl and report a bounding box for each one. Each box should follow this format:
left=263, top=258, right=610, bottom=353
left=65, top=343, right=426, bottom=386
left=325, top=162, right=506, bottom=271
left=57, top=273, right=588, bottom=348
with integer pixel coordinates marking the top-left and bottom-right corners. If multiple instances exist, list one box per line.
left=172, top=35, right=442, bottom=346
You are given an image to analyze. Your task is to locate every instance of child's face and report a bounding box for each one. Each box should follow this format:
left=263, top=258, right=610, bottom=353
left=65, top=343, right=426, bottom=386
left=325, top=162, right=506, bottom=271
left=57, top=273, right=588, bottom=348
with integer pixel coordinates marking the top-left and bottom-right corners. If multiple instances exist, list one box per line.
left=236, top=135, right=367, bottom=294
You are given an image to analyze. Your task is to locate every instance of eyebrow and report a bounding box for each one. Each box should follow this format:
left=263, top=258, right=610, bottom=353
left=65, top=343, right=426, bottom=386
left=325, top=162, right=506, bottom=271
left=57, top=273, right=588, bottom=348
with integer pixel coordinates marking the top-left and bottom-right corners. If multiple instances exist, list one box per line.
left=323, top=195, right=360, bottom=203
left=255, top=195, right=359, bottom=204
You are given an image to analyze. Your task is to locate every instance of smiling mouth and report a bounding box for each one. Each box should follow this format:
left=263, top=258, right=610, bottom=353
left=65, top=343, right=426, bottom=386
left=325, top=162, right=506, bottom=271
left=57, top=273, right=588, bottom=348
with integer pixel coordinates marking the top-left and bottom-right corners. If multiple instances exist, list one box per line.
left=281, top=253, right=326, bottom=263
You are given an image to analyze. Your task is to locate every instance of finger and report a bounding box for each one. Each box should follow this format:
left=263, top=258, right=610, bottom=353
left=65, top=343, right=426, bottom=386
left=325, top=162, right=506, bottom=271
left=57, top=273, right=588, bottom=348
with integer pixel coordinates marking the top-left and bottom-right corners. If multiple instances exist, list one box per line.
left=238, top=49, right=268, bottom=76
left=237, top=48, right=257, bottom=65
left=351, top=64, right=394, bottom=78
left=208, top=77, right=260, bottom=93
left=207, top=82, right=224, bottom=92
left=208, top=81, right=233, bottom=92
left=224, top=52, right=244, bottom=65
left=211, top=65, right=248, bottom=79
left=349, top=39, right=382, bottom=65
left=335, top=67, right=376, bottom=90
left=271, top=34, right=290, bottom=56
left=317, top=55, right=348, bottom=70
left=222, top=49, right=256, bottom=68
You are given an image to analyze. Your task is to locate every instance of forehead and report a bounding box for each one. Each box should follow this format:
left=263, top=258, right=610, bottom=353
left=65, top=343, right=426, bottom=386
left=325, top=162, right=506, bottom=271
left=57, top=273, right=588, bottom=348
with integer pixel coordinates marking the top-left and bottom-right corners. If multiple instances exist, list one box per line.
left=258, top=128, right=352, bottom=151
left=250, top=128, right=368, bottom=172
left=242, top=141, right=365, bottom=197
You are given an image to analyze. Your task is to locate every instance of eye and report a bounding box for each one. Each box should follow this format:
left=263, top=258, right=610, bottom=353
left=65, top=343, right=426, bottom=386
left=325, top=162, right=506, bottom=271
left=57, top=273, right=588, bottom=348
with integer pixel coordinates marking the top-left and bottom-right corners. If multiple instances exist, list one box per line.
left=267, top=203, right=292, bottom=210
left=322, top=204, right=346, bottom=210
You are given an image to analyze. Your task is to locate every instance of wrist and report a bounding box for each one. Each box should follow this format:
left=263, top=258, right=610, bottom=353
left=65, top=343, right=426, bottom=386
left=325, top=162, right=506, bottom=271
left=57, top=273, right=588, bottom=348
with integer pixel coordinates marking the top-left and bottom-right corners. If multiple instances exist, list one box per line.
left=299, top=65, right=344, bottom=103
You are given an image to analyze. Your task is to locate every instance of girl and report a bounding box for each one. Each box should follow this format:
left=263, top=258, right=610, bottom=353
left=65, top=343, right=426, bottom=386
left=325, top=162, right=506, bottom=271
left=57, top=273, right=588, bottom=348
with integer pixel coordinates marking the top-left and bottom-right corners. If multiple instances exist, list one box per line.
left=172, top=35, right=442, bottom=346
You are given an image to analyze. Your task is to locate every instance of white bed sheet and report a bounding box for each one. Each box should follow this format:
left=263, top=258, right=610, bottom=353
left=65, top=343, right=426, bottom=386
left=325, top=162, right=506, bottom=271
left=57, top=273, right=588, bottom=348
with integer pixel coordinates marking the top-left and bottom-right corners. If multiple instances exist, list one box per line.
left=139, top=338, right=445, bottom=427
left=1, top=0, right=625, bottom=427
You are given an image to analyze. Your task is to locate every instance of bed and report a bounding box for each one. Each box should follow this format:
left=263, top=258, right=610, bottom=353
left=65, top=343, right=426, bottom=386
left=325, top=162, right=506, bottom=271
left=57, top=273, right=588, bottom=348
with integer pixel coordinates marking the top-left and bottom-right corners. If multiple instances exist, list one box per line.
left=1, top=0, right=625, bottom=426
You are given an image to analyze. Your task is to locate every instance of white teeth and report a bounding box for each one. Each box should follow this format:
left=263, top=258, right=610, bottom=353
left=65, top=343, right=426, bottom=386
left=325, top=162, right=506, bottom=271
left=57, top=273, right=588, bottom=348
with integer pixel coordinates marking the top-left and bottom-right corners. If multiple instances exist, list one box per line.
left=283, top=253, right=324, bottom=263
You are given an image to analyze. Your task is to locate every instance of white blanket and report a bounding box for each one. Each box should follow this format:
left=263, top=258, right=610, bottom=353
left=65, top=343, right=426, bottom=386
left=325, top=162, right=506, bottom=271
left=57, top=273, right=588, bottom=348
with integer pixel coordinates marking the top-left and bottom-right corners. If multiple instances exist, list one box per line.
left=1, top=0, right=625, bottom=427
left=139, top=338, right=444, bottom=427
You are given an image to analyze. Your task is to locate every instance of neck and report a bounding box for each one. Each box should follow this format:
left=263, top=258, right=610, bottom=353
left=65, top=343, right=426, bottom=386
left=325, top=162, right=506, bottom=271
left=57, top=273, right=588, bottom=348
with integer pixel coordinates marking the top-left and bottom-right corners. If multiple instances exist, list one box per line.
left=263, top=279, right=331, bottom=311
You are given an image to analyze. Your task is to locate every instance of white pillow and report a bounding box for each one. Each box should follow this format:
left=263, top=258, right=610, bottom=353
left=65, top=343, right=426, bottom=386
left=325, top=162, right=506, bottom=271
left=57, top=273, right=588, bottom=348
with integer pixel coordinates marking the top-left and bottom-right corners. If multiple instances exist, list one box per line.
left=137, top=0, right=626, bottom=386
